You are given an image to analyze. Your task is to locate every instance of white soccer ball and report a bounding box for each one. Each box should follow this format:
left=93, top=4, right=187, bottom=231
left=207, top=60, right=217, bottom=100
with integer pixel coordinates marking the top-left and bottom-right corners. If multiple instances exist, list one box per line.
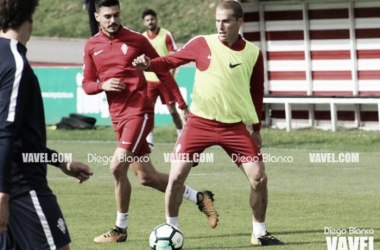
left=149, top=223, right=184, bottom=250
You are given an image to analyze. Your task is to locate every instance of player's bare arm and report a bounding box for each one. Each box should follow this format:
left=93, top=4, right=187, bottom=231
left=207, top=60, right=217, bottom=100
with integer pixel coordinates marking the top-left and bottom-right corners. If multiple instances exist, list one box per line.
left=132, top=54, right=151, bottom=71
left=101, top=78, right=126, bottom=92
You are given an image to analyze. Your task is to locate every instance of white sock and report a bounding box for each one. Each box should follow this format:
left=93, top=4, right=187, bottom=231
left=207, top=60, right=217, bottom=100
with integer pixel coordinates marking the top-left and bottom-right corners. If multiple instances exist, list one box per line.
left=115, top=211, right=129, bottom=229
left=146, top=131, right=154, bottom=145
left=176, top=129, right=182, bottom=136
left=253, top=221, right=266, bottom=238
left=182, top=185, right=198, bottom=204
left=166, top=216, right=179, bottom=228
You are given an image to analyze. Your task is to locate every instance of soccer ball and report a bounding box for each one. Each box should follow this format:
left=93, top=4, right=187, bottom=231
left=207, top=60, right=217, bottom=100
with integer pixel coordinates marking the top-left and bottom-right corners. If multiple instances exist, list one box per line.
left=149, top=223, right=184, bottom=250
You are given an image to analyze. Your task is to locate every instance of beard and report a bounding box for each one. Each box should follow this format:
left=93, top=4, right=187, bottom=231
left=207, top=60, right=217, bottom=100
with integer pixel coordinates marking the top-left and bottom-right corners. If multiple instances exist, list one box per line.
left=148, top=24, right=157, bottom=32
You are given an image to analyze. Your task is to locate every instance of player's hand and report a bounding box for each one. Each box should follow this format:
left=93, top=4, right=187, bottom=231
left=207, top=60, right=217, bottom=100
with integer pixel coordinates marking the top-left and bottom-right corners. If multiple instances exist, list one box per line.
left=132, top=54, right=151, bottom=71
left=59, top=162, right=94, bottom=183
left=0, top=192, right=10, bottom=234
left=101, top=78, right=125, bottom=92
left=251, top=131, right=262, bottom=149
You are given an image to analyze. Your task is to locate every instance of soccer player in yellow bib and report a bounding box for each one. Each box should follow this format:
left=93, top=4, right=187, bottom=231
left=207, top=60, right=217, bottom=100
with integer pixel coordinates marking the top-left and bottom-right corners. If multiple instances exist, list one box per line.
left=142, top=9, right=183, bottom=149
left=133, top=0, right=284, bottom=246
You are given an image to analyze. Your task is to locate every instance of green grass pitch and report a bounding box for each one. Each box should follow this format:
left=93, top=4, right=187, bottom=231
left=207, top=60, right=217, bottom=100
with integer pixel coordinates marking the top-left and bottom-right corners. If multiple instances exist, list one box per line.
left=46, top=127, right=380, bottom=249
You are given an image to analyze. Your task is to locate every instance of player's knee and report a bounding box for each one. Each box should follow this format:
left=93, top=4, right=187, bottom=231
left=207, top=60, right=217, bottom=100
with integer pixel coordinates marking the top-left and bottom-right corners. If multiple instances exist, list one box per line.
left=110, top=167, right=124, bottom=180
left=138, top=174, right=155, bottom=187
left=251, top=173, right=267, bottom=191
left=135, top=169, right=158, bottom=187
left=167, top=175, right=185, bottom=191
left=110, top=162, right=127, bottom=179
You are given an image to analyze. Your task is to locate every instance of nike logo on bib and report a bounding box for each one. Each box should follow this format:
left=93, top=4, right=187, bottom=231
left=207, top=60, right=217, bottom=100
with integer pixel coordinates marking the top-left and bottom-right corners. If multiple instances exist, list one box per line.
left=229, top=63, right=242, bottom=68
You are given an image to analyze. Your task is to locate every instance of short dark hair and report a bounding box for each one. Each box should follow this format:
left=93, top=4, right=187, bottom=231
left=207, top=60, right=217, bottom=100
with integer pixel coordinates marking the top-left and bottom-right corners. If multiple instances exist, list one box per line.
left=95, top=0, right=120, bottom=12
left=141, top=9, right=157, bottom=19
left=0, top=0, right=39, bottom=32
left=218, top=0, right=244, bottom=20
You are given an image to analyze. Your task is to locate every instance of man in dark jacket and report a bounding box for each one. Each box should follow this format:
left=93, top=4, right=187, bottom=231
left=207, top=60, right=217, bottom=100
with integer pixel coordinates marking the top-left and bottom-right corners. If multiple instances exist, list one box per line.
left=0, top=1, right=93, bottom=249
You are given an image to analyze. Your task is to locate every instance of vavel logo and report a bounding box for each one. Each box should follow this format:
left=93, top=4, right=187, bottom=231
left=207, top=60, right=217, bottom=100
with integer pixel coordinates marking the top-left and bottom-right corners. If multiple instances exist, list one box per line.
left=325, top=227, right=374, bottom=250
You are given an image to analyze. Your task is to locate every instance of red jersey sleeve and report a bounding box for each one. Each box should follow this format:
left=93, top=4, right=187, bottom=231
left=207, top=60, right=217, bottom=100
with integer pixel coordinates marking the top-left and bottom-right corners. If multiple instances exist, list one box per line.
left=142, top=36, right=187, bottom=109
left=148, top=36, right=209, bottom=72
left=165, top=31, right=177, bottom=52
left=82, top=41, right=104, bottom=95
left=251, top=51, right=265, bottom=132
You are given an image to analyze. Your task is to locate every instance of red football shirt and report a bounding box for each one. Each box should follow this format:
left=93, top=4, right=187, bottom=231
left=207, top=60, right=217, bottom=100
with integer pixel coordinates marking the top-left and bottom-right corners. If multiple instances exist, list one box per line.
left=82, top=26, right=187, bottom=123
left=148, top=35, right=264, bottom=131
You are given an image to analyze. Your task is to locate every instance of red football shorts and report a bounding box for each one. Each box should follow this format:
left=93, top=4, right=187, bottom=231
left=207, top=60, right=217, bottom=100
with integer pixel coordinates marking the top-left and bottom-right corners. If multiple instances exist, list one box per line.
left=174, top=113, right=262, bottom=166
left=147, top=80, right=175, bottom=106
left=113, top=113, right=154, bottom=156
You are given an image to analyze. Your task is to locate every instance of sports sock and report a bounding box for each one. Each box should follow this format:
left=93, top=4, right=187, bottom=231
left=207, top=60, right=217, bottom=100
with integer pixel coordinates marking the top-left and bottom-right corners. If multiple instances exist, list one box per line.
left=182, top=185, right=198, bottom=204
left=166, top=216, right=179, bottom=228
left=115, top=211, right=129, bottom=230
left=253, top=221, right=266, bottom=238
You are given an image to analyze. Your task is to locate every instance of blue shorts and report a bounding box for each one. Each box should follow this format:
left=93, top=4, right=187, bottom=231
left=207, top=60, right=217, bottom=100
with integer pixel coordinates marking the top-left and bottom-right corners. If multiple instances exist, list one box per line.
left=0, top=187, right=71, bottom=250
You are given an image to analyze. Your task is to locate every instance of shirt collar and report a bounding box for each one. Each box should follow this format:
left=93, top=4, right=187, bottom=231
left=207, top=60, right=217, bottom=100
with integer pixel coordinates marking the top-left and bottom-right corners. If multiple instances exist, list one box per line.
left=219, top=34, right=245, bottom=51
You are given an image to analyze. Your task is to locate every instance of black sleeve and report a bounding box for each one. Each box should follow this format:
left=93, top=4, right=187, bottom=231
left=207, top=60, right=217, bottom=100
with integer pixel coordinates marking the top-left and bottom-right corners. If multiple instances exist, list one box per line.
left=0, top=53, right=20, bottom=193
left=46, top=148, right=63, bottom=167
left=0, top=137, right=13, bottom=193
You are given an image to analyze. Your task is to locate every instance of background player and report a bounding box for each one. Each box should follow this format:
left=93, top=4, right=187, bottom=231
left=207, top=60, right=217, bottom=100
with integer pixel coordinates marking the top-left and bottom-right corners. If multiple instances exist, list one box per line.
left=82, top=0, right=98, bottom=36
left=142, top=8, right=183, bottom=149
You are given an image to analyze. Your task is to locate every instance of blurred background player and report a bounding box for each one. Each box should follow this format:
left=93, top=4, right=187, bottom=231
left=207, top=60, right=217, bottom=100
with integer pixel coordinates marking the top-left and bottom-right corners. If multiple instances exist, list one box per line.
left=82, top=0, right=98, bottom=36
left=82, top=0, right=218, bottom=244
left=133, top=0, right=284, bottom=247
left=141, top=9, right=183, bottom=149
left=0, top=0, right=93, bottom=249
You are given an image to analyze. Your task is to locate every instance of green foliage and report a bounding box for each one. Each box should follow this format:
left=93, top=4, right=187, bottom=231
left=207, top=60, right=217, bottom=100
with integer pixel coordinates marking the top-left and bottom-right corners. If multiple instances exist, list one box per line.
left=33, top=0, right=220, bottom=42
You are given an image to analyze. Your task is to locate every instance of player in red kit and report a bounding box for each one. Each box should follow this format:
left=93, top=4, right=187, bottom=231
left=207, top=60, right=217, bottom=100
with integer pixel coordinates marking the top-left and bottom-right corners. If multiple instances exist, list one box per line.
left=133, top=1, right=284, bottom=247
left=142, top=8, right=183, bottom=149
left=82, top=0, right=218, bottom=244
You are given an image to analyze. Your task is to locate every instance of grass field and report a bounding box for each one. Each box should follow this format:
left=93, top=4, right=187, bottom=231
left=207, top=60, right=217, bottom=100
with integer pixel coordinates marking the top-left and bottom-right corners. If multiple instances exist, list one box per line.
left=46, top=127, right=380, bottom=249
